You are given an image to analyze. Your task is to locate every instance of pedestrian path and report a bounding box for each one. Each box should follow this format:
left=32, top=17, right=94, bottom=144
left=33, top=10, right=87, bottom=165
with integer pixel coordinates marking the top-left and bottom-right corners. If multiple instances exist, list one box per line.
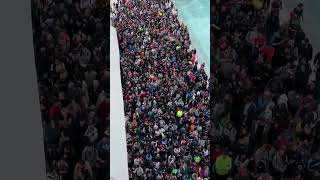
left=110, top=25, right=129, bottom=180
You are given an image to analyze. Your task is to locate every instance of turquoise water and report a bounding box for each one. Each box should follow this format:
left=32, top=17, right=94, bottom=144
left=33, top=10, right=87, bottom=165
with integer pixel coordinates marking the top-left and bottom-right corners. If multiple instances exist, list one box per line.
left=173, top=0, right=210, bottom=73
left=283, top=0, right=320, bottom=53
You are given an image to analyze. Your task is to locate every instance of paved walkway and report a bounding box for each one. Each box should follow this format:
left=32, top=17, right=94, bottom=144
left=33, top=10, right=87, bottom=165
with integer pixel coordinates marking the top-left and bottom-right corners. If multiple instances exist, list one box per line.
left=110, top=25, right=129, bottom=180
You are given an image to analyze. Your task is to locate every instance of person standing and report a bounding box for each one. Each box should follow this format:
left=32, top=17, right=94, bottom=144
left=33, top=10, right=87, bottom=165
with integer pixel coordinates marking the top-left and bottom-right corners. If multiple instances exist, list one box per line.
left=266, top=9, right=280, bottom=44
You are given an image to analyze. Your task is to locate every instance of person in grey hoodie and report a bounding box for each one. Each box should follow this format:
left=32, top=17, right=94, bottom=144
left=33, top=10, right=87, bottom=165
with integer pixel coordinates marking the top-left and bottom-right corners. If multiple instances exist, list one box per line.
left=272, top=149, right=288, bottom=180
left=81, top=143, right=99, bottom=167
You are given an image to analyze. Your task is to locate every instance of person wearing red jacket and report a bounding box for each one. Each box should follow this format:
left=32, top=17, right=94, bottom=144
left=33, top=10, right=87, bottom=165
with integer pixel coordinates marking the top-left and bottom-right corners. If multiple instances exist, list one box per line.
left=97, top=98, right=109, bottom=124
left=49, top=101, right=62, bottom=121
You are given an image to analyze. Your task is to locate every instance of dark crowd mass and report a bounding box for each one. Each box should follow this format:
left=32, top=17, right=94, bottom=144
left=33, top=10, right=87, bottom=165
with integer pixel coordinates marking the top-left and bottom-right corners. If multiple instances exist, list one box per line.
left=212, top=0, right=320, bottom=180
left=31, top=0, right=109, bottom=180
left=112, top=0, right=210, bottom=179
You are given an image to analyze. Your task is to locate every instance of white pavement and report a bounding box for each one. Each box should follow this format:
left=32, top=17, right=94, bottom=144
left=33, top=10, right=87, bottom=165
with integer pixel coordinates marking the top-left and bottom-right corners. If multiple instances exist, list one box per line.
left=110, top=1, right=129, bottom=179
left=110, top=25, right=129, bottom=180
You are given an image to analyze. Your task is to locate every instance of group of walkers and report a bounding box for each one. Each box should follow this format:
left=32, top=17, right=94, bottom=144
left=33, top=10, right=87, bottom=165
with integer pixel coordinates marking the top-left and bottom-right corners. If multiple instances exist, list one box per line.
left=30, top=0, right=320, bottom=179
left=31, top=0, right=109, bottom=179
left=112, top=0, right=210, bottom=179
left=212, top=0, right=320, bottom=179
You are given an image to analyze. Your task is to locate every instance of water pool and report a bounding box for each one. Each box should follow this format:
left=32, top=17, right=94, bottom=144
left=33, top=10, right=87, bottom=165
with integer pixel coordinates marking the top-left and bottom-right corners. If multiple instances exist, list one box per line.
left=173, top=0, right=210, bottom=73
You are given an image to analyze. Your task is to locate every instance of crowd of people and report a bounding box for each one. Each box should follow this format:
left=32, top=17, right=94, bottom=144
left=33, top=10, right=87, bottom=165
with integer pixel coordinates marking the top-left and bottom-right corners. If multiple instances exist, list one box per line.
left=212, top=0, right=320, bottom=179
left=112, top=0, right=210, bottom=179
left=31, top=0, right=109, bottom=180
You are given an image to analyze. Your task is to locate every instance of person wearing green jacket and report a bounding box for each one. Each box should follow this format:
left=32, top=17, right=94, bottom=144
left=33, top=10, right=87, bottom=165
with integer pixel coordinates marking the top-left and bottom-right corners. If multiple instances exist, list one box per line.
left=214, top=154, right=232, bottom=179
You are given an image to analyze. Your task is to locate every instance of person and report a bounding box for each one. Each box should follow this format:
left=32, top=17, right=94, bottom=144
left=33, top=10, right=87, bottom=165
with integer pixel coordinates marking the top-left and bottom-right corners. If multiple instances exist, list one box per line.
left=74, top=160, right=95, bottom=180
left=266, top=9, right=280, bottom=43
left=214, top=153, right=232, bottom=179
left=300, top=38, right=313, bottom=62
left=293, top=3, right=304, bottom=24
left=307, top=153, right=320, bottom=177
left=234, top=153, right=250, bottom=177
left=272, top=149, right=287, bottom=180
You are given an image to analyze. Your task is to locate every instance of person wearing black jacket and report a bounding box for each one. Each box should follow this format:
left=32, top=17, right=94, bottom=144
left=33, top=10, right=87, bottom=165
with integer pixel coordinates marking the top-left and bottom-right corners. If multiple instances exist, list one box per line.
left=294, top=25, right=304, bottom=40
left=300, top=38, right=313, bottom=62
left=295, top=59, right=311, bottom=94
left=266, top=10, right=280, bottom=44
